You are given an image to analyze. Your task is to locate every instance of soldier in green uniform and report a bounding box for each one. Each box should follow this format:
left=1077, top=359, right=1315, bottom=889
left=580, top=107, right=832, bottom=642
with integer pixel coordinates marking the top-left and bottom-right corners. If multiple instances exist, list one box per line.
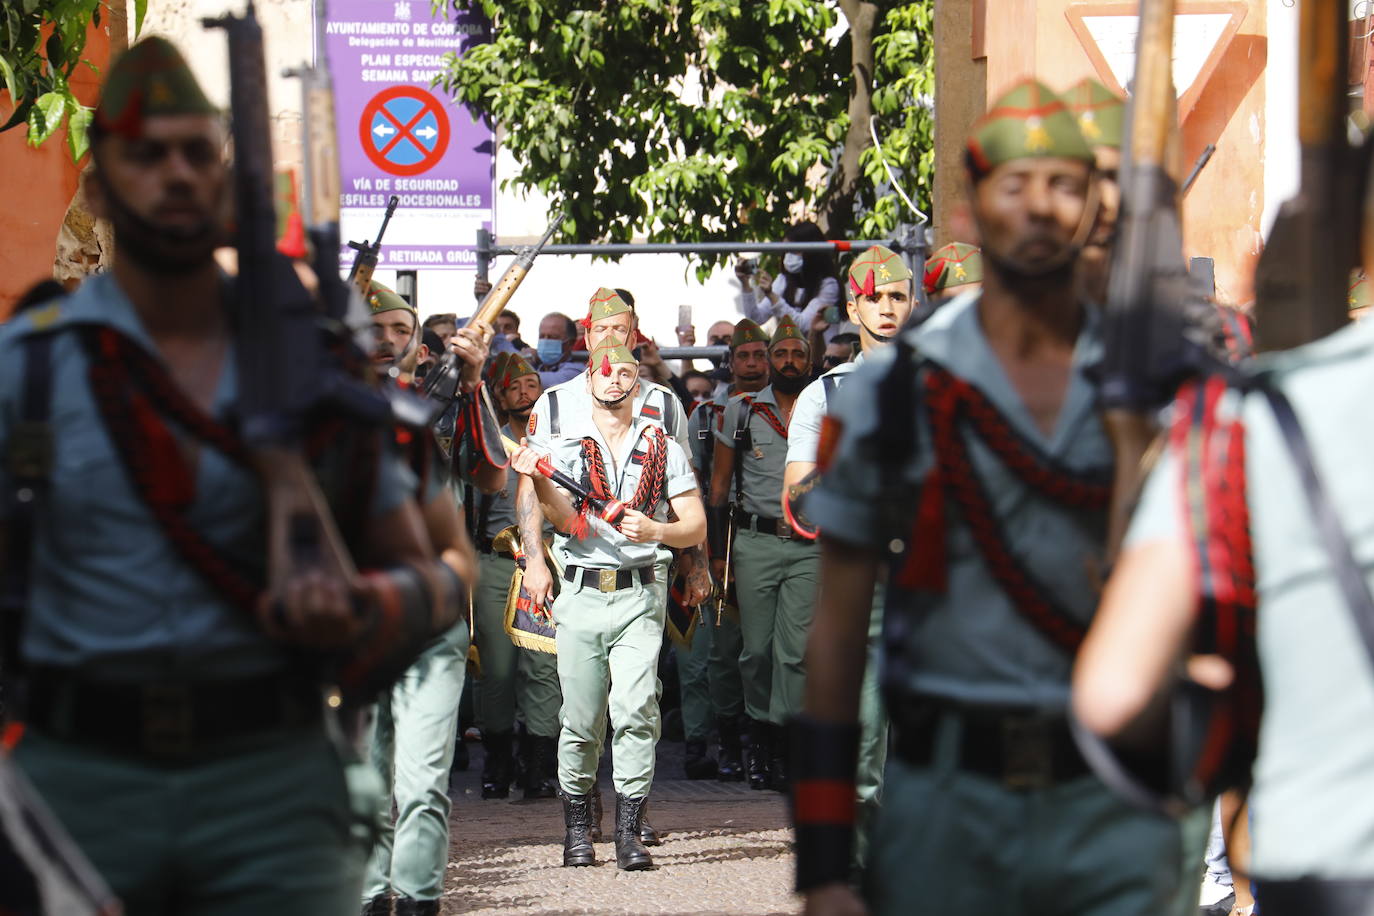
left=0, top=37, right=458, bottom=916
left=709, top=315, right=814, bottom=791
left=679, top=319, right=770, bottom=781
left=783, top=246, right=915, bottom=875
left=923, top=242, right=984, bottom=302
left=1062, top=77, right=1126, bottom=306
left=1073, top=306, right=1374, bottom=915
left=470, top=354, right=561, bottom=800
left=510, top=337, right=706, bottom=870
left=793, top=79, right=1192, bottom=915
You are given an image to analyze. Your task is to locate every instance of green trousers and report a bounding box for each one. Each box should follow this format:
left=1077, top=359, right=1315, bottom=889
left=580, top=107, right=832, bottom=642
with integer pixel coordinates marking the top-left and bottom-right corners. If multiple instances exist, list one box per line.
left=865, top=716, right=1205, bottom=916
left=732, top=528, right=819, bottom=724
left=677, top=618, right=714, bottom=743
left=552, top=569, right=665, bottom=798
left=472, top=552, right=561, bottom=738
left=853, top=585, right=888, bottom=875
left=364, top=619, right=470, bottom=902
left=16, top=725, right=373, bottom=916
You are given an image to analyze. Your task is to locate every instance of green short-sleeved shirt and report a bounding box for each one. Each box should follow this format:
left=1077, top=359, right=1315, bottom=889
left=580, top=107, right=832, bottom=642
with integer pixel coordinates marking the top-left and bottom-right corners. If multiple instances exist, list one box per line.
left=1127, top=316, right=1374, bottom=878
left=0, top=273, right=414, bottom=681
left=808, top=293, right=1110, bottom=707
left=687, top=394, right=726, bottom=479
left=543, top=412, right=699, bottom=571
left=715, top=385, right=791, bottom=521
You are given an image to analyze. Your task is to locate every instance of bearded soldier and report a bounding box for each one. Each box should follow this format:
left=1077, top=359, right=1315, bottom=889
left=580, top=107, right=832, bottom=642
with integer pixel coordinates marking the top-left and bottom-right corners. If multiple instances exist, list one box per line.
left=708, top=315, right=813, bottom=791
left=794, top=80, right=1194, bottom=916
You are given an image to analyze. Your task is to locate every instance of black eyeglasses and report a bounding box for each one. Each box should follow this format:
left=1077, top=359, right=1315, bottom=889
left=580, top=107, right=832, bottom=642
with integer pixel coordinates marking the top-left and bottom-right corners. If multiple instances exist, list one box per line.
left=708, top=336, right=731, bottom=346
left=821, top=356, right=847, bottom=369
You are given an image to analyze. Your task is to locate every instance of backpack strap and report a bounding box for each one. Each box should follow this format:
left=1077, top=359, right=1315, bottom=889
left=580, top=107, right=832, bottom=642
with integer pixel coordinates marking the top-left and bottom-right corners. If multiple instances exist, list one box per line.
left=548, top=390, right=561, bottom=438
left=2, top=331, right=58, bottom=682
left=822, top=374, right=838, bottom=409
left=730, top=395, right=754, bottom=507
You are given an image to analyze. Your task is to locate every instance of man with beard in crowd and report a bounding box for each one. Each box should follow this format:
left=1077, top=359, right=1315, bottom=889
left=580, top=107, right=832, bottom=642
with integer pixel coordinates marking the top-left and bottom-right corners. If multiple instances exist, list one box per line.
left=677, top=319, right=772, bottom=781
left=467, top=355, right=562, bottom=801
left=709, top=316, right=814, bottom=792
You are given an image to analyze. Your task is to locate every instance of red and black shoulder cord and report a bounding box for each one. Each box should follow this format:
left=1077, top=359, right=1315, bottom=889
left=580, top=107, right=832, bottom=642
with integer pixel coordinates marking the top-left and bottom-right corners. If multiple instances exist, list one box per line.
left=78, top=325, right=378, bottom=616
left=1173, top=374, right=1262, bottom=793
left=894, top=360, right=1111, bottom=653
left=567, top=425, right=668, bottom=539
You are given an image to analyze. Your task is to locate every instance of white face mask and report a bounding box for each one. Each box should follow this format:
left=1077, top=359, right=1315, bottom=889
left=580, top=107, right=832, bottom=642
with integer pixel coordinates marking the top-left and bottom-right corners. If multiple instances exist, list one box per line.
left=783, top=252, right=804, bottom=274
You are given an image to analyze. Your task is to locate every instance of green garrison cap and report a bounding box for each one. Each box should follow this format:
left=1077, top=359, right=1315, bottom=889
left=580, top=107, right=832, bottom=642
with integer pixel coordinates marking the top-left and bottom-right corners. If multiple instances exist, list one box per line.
left=485, top=351, right=512, bottom=385
left=769, top=315, right=807, bottom=349
left=585, top=287, right=633, bottom=324
left=731, top=318, right=769, bottom=349
left=1350, top=270, right=1373, bottom=311
left=368, top=283, right=415, bottom=317
left=966, top=78, right=1094, bottom=177
left=588, top=335, right=637, bottom=375
left=1061, top=78, right=1126, bottom=150
left=499, top=353, right=538, bottom=389
left=847, top=245, right=913, bottom=300
left=924, top=243, right=984, bottom=294
left=94, top=36, right=217, bottom=139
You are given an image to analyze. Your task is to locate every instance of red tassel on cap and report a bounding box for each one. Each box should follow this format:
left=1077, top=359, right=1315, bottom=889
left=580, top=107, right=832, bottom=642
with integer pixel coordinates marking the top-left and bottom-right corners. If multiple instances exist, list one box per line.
left=600, top=354, right=612, bottom=376
left=848, top=269, right=877, bottom=298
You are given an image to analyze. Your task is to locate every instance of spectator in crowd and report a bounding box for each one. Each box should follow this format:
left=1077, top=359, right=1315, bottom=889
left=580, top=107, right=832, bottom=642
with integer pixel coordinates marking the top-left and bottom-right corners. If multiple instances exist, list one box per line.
left=423, top=313, right=459, bottom=350
left=682, top=369, right=714, bottom=406
left=733, top=221, right=840, bottom=335
left=820, top=333, right=858, bottom=372
left=534, top=311, right=583, bottom=387
left=495, top=309, right=527, bottom=351
left=415, top=328, right=445, bottom=381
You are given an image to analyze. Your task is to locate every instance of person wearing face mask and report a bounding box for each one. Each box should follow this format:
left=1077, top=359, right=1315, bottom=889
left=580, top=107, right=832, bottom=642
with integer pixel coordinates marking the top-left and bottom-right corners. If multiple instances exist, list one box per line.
left=533, top=311, right=583, bottom=388
left=707, top=316, right=815, bottom=794
left=733, top=221, right=841, bottom=337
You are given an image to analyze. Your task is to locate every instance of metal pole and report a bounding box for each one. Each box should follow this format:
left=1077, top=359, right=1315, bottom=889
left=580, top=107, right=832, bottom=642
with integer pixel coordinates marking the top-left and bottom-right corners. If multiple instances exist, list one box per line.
left=571, top=345, right=727, bottom=362
left=476, top=228, right=492, bottom=284
left=481, top=239, right=906, bottom=258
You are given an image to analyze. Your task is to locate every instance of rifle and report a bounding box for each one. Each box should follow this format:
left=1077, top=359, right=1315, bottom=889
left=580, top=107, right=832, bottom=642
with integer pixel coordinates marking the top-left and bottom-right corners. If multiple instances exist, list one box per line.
left=1252, top=0, right=1362, bottom=351
left=422, top=210, right=564, bottom=405
left=205, top=2, right=459, bottom=703
left=346, top=194, right=400, bottom=295
left=1098, top=0, right=1204, bottom=554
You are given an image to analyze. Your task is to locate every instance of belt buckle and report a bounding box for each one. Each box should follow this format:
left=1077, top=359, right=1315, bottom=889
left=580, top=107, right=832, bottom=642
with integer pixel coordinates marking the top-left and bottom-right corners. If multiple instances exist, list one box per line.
left=777, top=519, right=793, bottom=539
left=598, top=569, right=618, bottom=592
left=142, top=684, right=194, bottom=757
left=1001, top=716, right=1053, bottom=790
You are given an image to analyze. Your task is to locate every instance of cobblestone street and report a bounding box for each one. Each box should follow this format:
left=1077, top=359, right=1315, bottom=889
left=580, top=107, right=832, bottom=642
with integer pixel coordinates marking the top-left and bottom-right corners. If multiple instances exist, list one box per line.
left=438, top=739, right=798, bottom=915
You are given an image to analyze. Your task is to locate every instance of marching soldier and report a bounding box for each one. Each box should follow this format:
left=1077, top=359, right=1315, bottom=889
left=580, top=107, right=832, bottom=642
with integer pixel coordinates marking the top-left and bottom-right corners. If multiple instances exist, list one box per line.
left=923, top=242, right=984, bottom=302
left=679, top=319, right=771, bottom=781
left=1062, top=77, right=1126, bottom=306
left=793, top=79, right=1194, bottom=915
left=1073, top=293, right=1374, bottom=916
left=509, top=337, right=706, bottom=870
left=782, top=246, right=915, bottom=873
left=470, top=354, right=561, bottom=800
left=0, top=38, right=458, bottom=915
left=709, top=315, right=814, bottom=791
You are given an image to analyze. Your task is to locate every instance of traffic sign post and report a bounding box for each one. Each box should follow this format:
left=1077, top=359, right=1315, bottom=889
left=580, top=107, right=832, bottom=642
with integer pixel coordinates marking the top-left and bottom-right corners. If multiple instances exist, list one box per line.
left=323, top=1, right=494, bottom=273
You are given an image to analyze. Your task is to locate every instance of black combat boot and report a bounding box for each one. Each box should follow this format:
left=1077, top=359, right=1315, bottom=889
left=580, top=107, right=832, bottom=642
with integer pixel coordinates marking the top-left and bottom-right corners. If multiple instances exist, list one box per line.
left=360, top=894, right=392, bottom=916
left=589, top=784, right=604, bottom=842
left=560, top=791, right=597, bottom=867
left=770, top=720, right=791, bottom=795
left=394, top=898, right=439, bottom=916
left=614, top=794, right=654, bottom=870
left=637, top=798, right=661, bottom=846
left=683, top=739, right=717, bottom=779
left=481, top=731, right=514, bottom=799
left=745, top=719, right=772, bottom=790
left=523, top=735, right=559, bottom=799
left=716, top=715, right=744, bottom=782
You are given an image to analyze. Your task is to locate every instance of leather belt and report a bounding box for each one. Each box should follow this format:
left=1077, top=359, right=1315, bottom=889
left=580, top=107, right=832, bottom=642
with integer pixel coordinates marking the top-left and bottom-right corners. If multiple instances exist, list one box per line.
left=563, top=565, right=654, bottom=592
left=735, top=509, right=807, bottom=541
left=475, top=536, right=496, bottom=555
left=23, top=668, right=323, bottom=760
left=889, top=697, right=1089, bottom=790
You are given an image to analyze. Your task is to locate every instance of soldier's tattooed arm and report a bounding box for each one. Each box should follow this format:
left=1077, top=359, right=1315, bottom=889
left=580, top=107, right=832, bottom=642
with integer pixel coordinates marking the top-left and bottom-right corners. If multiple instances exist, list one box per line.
left=515, top=474, right=555, bottom=605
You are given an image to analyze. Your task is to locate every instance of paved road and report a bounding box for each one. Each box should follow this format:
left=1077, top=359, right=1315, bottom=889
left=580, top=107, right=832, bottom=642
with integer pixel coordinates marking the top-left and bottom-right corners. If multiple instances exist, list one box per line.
left=439, top=738, right=798, bottom=915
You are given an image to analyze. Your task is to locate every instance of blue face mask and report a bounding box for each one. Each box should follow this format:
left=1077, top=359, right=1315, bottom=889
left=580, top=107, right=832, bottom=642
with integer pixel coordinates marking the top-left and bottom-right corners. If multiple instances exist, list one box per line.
left=536, top=338, right=565, bottom=365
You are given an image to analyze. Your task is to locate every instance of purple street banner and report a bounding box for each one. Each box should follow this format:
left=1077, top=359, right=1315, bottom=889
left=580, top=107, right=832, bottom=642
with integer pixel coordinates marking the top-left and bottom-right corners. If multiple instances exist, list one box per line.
left=323, top=0, right=493, bottom=271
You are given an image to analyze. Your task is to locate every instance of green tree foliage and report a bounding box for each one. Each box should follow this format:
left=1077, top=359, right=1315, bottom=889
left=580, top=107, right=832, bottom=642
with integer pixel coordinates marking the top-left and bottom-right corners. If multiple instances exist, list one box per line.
left=433, top=0, right=933, bottom=260
left=0, top=0, right=146, bottom=162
